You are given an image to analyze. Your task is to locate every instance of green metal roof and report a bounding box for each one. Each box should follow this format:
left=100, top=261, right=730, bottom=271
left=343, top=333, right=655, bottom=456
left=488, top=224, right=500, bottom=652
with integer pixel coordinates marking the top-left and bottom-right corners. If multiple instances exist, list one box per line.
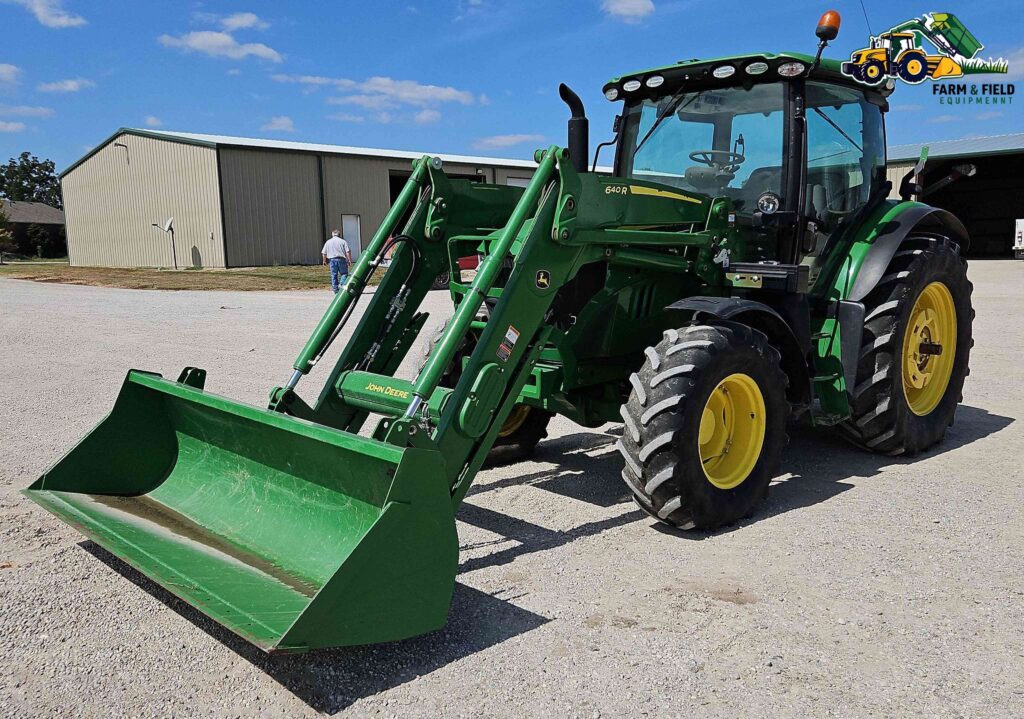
left=61, top=127, right=541, bottom=178
left=888, top=132, right=1024, bottom=163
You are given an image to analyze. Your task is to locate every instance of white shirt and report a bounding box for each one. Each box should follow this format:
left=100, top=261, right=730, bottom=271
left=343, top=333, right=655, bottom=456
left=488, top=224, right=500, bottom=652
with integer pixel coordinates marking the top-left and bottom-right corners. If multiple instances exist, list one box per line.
left=322, top=236, right=350, bottom=259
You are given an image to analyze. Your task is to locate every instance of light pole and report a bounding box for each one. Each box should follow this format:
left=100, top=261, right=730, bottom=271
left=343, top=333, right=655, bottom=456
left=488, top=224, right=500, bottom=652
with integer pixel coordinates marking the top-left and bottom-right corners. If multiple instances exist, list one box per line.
left=151, top=217, right=176, bottom=269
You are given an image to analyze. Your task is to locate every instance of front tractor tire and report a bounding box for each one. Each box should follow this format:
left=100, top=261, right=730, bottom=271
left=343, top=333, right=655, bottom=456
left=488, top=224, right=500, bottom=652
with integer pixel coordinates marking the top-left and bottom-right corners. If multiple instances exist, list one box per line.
left=618, top=324, right=789, bottom=531
left=861, top=59, right=886, bottom=84
left=842, top=237, right=973, bottom=455
left=419, top=318, right=552, bottom=463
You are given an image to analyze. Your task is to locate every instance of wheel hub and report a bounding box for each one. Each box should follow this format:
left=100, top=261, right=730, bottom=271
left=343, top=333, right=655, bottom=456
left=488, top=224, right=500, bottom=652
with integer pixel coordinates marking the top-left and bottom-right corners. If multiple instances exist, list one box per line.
left=902, top=281, right=957, bottom=416
left=698, top=374, right=766, bottom=490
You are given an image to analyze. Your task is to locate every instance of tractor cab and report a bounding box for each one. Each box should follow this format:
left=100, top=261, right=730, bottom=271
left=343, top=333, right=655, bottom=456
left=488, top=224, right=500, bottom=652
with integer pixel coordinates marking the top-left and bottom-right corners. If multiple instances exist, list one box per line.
left=877, top=31, right=917, bottom=59
left=603, top=52, right=891, bottom=263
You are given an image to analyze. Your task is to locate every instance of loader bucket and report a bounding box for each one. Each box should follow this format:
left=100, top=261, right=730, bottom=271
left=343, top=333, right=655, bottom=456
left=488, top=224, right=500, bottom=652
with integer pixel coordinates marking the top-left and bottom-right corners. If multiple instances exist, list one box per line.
left=23, top=370, right=458, bottom=654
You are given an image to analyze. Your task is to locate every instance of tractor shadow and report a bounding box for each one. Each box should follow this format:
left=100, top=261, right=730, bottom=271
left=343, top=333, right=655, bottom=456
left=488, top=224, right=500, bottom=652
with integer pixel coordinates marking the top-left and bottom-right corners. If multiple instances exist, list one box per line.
left=651, top=403, right=1015, bottom=538
left=81, top=541, right=548, bottom=715
left=76, top=405, right=1011, bottom=712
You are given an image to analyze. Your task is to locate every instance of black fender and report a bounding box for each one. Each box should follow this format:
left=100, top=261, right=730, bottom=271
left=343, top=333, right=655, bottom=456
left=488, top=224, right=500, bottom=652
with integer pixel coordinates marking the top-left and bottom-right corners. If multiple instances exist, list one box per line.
left=848, top=205, right=969, bottom=302
left=666, top=297, right=812, bottom=413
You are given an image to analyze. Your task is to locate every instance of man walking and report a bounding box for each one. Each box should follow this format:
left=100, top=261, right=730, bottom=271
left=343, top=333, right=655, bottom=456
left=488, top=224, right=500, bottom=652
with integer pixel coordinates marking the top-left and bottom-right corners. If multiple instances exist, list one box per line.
left=322, top=229, right=352, bottom=294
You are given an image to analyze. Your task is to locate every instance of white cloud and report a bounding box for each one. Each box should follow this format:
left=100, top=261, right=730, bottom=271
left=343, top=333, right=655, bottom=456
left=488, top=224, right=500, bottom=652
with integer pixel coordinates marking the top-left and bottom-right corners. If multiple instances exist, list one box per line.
left=194, top=10, right=269, bottom=31
left=159, top=31, right=282, bottom=63
left=221, top=12, right=269, bottom=31
left=601, top=0, right=654, bottom=22
left=0, top=120, right=26, bottom=132
left=261, top=115, right=295, bottom=132
left=37, top=77, right=94, bottom=92
left=144, top=115, right=162, bottom=127
left=327, top=112, right=365, bottom=123
left=1, top=0, right=86, bottom=28
left=0, top=104, right=54, bottom=117
left=226, top=68, right=242, bottom=76
left=1000, top=47, right=1024, bottom=80
left=323, top=76, right=475, bottom=112
left=361, top=76, right=473, bottom=106
left=328, top=94, right=395, bottom=110
left=928, top=114, right=959, bottom=124
left=0, top=64, right=21, bottom=87
left=272, top=73, right=355, bottom=89
left=472, top=133, right=545, bottom=150
left=414, top=108, right=441, bottom=124
left=976, top=111, right=1003, bottom=120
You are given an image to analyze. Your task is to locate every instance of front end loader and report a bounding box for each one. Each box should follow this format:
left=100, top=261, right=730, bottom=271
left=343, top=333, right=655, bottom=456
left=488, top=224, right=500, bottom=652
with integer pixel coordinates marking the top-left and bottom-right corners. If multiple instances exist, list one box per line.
left=25, top=10, right=973, bottom=653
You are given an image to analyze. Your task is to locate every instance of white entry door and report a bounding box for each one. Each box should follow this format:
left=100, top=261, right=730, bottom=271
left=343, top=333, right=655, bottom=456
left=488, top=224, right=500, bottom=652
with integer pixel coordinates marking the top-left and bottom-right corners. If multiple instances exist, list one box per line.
left=341, top=214, right=362, bottom=258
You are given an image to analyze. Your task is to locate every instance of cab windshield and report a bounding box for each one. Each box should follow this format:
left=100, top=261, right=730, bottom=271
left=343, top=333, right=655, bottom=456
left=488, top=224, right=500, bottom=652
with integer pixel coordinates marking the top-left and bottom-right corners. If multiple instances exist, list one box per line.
left=620, top=83, right=785, bottom=213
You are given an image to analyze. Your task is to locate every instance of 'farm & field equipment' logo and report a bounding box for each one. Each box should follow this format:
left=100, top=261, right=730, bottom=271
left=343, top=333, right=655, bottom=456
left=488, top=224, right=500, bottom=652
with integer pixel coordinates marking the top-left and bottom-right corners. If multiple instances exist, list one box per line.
left=841, top=12, right=1008, bottom=85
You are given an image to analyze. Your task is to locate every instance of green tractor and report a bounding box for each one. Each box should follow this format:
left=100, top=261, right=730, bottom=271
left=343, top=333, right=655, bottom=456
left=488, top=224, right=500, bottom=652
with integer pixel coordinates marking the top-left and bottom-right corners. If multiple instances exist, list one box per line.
left=25, top=10, right=972, bottom=653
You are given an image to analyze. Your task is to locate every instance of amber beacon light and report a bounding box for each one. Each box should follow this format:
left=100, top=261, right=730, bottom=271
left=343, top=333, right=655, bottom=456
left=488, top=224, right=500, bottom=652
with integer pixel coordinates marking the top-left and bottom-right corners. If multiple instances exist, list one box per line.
left=816, top=10, right=841, bottom=41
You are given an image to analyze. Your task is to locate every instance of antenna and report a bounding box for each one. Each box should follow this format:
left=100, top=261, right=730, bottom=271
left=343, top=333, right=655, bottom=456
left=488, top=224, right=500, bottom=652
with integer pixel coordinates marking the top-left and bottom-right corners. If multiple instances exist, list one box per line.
left=858, top=0, right=873, bottom=37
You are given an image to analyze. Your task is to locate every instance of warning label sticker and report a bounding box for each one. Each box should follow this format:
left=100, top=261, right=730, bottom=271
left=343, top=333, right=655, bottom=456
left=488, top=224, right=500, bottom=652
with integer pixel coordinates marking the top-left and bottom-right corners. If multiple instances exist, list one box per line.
left=496, top=325, right=520, bottom=362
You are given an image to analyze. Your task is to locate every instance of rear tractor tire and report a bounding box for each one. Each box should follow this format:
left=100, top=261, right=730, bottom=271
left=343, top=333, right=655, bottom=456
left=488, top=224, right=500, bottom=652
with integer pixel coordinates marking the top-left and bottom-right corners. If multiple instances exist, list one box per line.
left=897, top=52, right=930, bottom=83
left=842, top=237, right=973, bottom=455
left=618, top=324, right=789, bottom=530
left=418, top=318, right=552, bottom=463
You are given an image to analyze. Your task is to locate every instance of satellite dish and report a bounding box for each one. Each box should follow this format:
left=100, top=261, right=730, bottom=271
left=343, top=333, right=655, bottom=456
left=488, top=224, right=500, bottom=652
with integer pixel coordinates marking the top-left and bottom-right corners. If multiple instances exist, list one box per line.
left=163, top=217, right=174, bottom=233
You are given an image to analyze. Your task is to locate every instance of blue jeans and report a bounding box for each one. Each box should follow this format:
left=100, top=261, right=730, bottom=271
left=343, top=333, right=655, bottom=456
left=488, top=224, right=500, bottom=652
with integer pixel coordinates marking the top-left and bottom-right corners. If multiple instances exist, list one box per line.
left=328, top=257, right=349, bottom=293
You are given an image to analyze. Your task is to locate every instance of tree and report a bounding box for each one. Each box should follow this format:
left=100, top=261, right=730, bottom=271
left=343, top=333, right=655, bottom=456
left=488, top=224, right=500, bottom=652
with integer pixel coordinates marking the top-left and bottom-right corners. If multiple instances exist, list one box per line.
left=26, top=223, right=51, bottom=257
left=0, top=205, right=14, bottom=264
left=0, top=152, right=62, bottom=209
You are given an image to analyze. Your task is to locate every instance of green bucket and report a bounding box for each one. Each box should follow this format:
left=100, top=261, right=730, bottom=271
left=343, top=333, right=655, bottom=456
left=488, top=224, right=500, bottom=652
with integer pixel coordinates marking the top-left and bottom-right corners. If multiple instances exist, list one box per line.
left=24, top=371, right=458, bottom=654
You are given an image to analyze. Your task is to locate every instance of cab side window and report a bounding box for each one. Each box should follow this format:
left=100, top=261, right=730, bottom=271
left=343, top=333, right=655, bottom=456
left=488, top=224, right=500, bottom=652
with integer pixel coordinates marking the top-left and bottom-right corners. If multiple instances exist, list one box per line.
left=804, top=82, right=885, bottom=238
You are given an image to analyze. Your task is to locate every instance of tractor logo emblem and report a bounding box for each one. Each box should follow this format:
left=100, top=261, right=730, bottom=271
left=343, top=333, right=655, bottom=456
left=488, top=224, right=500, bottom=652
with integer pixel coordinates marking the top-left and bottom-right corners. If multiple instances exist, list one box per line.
left=842, top=12, right=1008, bottom=85
left=535, top=270, right=552, bottom=289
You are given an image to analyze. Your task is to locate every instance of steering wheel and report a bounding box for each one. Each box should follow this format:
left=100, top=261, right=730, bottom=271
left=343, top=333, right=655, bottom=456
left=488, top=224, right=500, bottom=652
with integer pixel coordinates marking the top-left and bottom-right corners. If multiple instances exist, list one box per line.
left=689, top=150, right=745, bottom=168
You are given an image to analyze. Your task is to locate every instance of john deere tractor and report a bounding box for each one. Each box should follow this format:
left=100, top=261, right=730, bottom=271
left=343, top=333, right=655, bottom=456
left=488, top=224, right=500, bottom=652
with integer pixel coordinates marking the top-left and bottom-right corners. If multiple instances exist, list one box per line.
left=26, top=10, right=973, bottom=653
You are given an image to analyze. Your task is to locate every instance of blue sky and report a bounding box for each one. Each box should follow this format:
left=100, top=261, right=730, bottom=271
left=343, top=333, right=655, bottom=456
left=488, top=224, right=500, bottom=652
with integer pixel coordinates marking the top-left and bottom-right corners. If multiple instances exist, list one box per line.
left=1, top=0, right=1021, bottom=172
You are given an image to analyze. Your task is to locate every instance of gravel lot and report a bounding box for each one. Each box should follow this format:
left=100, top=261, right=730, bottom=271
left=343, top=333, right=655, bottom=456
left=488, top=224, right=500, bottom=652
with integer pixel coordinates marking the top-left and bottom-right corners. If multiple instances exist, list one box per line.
left=1, top=262, right=1021, bottom=718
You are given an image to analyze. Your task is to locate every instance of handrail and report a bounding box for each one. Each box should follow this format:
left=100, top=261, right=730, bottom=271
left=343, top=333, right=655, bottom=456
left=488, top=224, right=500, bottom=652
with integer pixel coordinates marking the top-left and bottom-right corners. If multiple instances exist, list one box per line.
left=404, top=146, right=561, bottom=417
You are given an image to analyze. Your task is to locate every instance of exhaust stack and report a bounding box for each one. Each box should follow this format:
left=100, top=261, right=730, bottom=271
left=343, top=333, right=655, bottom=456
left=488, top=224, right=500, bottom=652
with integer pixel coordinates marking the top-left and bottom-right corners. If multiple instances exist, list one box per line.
left=559, top=83, right=589, bottom=173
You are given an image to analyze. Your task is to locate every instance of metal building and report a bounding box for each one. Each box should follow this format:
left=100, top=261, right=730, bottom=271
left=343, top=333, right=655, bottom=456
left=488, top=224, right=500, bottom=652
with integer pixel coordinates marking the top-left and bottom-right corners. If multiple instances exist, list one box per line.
left=886, top=132, right=1024, bottom=257
left=61, top=129, right=539, bottom=268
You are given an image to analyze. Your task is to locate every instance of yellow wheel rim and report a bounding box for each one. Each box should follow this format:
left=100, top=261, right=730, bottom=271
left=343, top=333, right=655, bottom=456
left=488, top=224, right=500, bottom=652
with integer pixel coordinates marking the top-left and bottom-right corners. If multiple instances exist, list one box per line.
left=902, top=281, right=957, bottom=416
left=906, top=59, right=923, bottom=75
left=698, top=373, right=767, bottom=490
left=498, top=405, right=531, bottom=438
left=866, top=65, right=880, bottom=79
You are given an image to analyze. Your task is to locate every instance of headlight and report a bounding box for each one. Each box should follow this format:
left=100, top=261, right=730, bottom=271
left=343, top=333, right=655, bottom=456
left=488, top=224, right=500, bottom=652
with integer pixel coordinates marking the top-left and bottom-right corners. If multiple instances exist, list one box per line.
left=623, top=79, right=642, bottom=92
left=644, top=75, right=664, bottom=88
left=604, top=87, right=619, bottom=101
left=712, top=65, right=736, bottom=79
left=745, top=62, right=768, bottom=75
left=777, top=61, right=806, bottom=77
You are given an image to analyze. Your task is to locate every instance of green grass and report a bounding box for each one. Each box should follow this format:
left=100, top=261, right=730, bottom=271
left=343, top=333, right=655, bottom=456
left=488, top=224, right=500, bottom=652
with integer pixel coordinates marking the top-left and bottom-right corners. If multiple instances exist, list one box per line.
left=0, top=263, right=384, bottom=291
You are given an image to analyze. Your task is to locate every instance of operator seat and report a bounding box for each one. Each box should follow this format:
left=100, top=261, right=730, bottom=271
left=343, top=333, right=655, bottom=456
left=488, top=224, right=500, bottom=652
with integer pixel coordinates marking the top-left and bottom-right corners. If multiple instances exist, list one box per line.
left=685, top=165, right=733, bottom=190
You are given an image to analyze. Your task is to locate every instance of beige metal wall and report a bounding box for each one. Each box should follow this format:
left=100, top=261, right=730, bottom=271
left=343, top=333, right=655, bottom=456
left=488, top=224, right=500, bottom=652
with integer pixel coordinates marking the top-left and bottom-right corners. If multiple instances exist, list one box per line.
left=886, top=161, right=914, bottom=199
left=63, top=133, right=224, bottom=267
left=321, top=156, right=535, bottom=259
left=219, top=148, right=324, bottom=266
